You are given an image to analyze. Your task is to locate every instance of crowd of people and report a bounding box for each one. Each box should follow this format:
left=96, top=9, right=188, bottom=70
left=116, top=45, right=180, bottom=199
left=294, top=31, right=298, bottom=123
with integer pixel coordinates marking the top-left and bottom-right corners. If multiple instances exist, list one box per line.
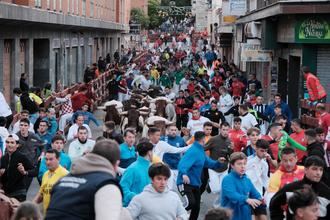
left=0, top=30, right=329, bottom=220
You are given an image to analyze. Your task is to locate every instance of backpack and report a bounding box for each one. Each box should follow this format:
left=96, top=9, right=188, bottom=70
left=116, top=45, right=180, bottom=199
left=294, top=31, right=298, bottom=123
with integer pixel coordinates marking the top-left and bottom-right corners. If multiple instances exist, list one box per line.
left=0, top=190, right=20, bottom=220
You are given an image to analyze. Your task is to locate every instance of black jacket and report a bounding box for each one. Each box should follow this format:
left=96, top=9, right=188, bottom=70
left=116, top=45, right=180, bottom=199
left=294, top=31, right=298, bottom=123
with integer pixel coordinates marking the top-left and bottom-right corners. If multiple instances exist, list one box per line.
left=0, top=150, right=34, bottom=194
left=270, top=176, right=330, bottom=220
left=303, top=142, right=325, bottom=164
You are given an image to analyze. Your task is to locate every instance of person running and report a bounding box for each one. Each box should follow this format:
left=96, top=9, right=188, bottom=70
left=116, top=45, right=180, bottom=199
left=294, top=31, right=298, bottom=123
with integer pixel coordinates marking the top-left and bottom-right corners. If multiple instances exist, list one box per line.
left=161, top=125, right=187, bottom=190
left=288, top=186, right=320, bottom=220
left=0, top=134, right=34, bottom=201
left=246, top=139, right=270, bottom=220
left=45, top=140, right=126, bottom=220
left=119, top=128, right=137, bottom=169
left=38, top=135, right=71, bottom=182
left=127, top=163, right=188, bottom=220
left=177, top=131, right=225, bottom=220
left=67, top=115, right=92, bottom=142
left=33, top=149, right=68, bottom=214
left=266, top=147, right=305, bottom=204
left=187, top=108, right=210, bottom=137
left=270, top=156, right=330, bottom=220
left=120, top=141, right=154, bottom=207
left=68, top=126, right=95, bottom=161
left=221, top=152, right=263, bottom=220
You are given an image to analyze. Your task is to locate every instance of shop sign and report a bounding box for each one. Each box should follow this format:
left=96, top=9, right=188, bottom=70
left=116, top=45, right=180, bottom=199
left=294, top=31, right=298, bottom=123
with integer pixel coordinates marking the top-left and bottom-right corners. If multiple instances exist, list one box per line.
left=241, top=43, right=272, bottom=62
left=229, top=0, right=246, bottom=16
left=295, top=17, right=330, bottom=43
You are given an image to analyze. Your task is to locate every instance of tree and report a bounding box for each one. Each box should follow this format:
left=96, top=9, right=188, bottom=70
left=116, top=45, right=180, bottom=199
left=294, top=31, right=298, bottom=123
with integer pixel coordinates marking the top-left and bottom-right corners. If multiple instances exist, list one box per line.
left=130, top=8, right=149, bottom=29
left=148, top=0, right=162, bottom=29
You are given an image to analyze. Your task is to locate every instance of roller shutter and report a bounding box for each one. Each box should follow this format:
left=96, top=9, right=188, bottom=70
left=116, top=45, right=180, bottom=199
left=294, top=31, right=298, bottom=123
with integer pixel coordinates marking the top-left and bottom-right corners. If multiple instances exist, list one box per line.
left=317, top=47, right=330, bottom=97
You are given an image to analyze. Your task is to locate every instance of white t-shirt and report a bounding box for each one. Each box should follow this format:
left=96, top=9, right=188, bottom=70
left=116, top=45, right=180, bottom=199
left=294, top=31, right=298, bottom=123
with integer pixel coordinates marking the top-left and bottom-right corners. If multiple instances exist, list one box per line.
left=153, top=141, right=190, bottom=161
left=246, top=154, right=269, bottom=195
left=179, top=78, right=189, bottom=90
left=166, top=92, right=176, bottom=101
left=187, top=116, right=211, bottom=136
left=68, top=139, right=96, bottom=161
left=218, top=94, right=233, bottom=113
left=67, top=123, right=92, bottom=141
left=0, top=92, right=12, bottom=117
left=240, top=113, right=258, bottom=133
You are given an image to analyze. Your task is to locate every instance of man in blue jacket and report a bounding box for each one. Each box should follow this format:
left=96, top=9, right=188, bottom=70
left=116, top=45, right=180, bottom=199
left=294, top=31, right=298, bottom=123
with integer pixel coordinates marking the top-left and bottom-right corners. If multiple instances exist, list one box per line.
left=265, top=93, right=292, bottom=122
left=221, top=152, right=263, bottom=220
left=120, top=140, right=153, bottom=206
left=119, top=128, right=137, bottom=169
left=177, top=131, right=225, bottom=220
left=161, top=124, right=186, bottom=190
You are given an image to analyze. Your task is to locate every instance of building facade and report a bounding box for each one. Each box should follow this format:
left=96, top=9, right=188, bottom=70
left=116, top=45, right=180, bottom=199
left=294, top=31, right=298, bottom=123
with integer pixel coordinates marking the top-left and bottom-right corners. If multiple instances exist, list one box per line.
left=131, top=0, right=148, bottom=14
left=0, top=0, right=130, bottom=103
left=229, top=0, right=330, bottom=117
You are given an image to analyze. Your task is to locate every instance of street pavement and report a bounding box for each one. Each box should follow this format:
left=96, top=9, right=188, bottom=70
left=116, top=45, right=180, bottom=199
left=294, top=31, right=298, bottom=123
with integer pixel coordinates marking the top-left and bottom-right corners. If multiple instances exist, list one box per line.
left=26, top=109, right=216, bottom=219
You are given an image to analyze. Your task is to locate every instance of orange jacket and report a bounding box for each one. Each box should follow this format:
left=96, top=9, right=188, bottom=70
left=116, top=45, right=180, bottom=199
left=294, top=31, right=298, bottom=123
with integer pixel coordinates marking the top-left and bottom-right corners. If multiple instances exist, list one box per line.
left=306, top=73, right=326, bottom=101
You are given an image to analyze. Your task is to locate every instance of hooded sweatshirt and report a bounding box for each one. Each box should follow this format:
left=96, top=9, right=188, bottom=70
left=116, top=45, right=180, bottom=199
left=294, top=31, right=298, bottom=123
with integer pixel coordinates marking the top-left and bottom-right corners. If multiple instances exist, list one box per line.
left=127, top=184, right=188, bottom=220
left=46, top=153, right=130, bottom=220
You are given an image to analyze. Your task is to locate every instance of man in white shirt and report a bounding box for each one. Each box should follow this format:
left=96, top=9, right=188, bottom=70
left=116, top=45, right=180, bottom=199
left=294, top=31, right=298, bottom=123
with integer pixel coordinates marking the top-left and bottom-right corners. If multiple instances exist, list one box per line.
left=0, top=91, right=13, bottom=128
left=67, top=115, right=92, bottom=141
left=12, top=110, right=35, bottom=134
left=218, top=87, right=233, bottom=124
left=164, top=87, right=176, bottom=101
left=140, top=73, right=152, bottom=91
left=239, top=104, right=259, bottom=133
left=179, top=74, right=190, bottom=91
left=68, top=126, right=95, bottom=161
left=187, top=108, right=211, bottom=137
left=246, top=139, right=270, bottom=219
left=148, top=127, right=190, bottom=162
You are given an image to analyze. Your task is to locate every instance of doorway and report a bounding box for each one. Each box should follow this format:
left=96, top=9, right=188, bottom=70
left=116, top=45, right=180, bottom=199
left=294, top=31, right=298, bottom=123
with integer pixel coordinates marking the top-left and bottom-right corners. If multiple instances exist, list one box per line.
left=278, top=58, right=288, bottom=102
left=33, top=39, right=50, bottom=88
left=288, top=56, right=301, bottom=119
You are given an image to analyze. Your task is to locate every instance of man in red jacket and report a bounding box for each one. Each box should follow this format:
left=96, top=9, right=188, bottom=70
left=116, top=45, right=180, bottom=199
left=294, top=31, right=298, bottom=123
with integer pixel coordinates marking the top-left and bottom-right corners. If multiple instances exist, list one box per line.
left=71, top=86, right=92, bottom=112
left=231, top=77, right=245, bottom=97
left=302, top=66, right=327, bottom=103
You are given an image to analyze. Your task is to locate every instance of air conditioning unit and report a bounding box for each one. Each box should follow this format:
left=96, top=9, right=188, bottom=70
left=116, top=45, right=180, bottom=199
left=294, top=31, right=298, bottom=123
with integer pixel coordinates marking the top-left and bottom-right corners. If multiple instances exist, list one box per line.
left=244, top=21, right=261, bottom=39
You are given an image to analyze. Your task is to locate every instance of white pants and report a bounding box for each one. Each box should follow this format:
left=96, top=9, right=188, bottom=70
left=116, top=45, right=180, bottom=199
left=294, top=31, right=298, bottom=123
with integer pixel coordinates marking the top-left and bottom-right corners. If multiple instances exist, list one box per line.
left=59, top=113, right=73, bottom=132
left=168, top=169, right=178, bottom=191
left=118, top=92, right=128, bottom=102
left=208, top=169, right=228, bottom=207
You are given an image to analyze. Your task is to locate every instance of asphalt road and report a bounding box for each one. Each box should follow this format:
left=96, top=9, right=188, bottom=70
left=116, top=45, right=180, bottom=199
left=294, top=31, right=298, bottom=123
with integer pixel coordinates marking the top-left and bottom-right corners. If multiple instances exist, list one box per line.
left=26, top=109, right=217, bottom=219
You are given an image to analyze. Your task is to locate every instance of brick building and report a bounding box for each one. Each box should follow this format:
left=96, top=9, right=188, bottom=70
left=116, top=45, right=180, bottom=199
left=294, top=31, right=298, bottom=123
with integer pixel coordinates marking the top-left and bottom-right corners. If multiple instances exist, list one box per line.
left=0, top=0, right=130, bottom=102
left=131, top=0, right=148, bottom=14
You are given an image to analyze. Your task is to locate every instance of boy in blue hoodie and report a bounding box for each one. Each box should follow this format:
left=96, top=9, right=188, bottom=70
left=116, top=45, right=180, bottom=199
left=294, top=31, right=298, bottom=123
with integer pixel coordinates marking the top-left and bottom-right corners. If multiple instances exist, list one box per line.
left=177, top=131, right=225, bottom=220
left=221, top=152, right=264, bottom=220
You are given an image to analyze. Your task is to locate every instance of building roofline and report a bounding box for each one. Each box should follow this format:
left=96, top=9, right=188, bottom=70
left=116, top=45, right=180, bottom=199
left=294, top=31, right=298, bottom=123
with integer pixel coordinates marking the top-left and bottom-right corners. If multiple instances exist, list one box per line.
left=236, top=1, right=330, bottom=24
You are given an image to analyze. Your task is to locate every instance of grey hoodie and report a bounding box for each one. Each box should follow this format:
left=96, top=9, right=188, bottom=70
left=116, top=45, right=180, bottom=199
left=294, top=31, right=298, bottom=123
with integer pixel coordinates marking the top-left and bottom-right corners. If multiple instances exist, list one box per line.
left=127, top=184, right=188, bottom=220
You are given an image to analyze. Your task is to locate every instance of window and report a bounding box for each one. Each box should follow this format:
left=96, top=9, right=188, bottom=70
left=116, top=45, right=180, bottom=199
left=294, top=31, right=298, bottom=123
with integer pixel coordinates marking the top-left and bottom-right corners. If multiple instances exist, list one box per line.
left=76, top=0, right=79, bottom=15
left=53, top=0, right=56, bottom=11
left=35, top=0, right=41, bottom=7
left=82, top=0, right=86, bottom=16
left=90, top=0, right=94, bottom=17
left=59, top=0, right=62, bottom=11
left=72, top=0, right=74, bottom=14
left=47, top=0, right=50, bottom=9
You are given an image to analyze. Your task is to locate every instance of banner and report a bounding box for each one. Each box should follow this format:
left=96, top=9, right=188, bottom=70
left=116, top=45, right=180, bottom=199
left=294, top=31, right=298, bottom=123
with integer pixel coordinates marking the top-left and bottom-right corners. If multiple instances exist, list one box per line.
left=229, top=0, right=247, bottom=16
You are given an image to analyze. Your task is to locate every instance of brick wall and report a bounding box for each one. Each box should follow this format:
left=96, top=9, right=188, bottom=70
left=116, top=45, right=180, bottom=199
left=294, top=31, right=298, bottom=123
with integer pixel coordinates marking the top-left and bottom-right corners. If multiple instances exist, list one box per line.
left=0, top=0, right=130, bottom=24
left=131, top=0, right=148, bottom=14
left=3, top=40, right=12, bottom=101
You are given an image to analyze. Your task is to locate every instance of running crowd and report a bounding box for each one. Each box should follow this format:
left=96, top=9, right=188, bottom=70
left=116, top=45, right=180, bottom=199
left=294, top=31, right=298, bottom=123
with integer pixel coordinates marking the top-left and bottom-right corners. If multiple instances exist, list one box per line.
left=0, top=32, right=329, bottom=220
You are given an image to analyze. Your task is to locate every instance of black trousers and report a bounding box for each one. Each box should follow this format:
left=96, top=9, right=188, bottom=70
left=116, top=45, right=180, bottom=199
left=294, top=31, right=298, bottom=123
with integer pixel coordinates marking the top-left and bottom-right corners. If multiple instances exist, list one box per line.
left=178, top=184, right=201, bottom=220
left=200, top=168, right=209, bottom=194
left=176, top=114, right=188, bottom=130
left=5, top=114, right=13, bottom=129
